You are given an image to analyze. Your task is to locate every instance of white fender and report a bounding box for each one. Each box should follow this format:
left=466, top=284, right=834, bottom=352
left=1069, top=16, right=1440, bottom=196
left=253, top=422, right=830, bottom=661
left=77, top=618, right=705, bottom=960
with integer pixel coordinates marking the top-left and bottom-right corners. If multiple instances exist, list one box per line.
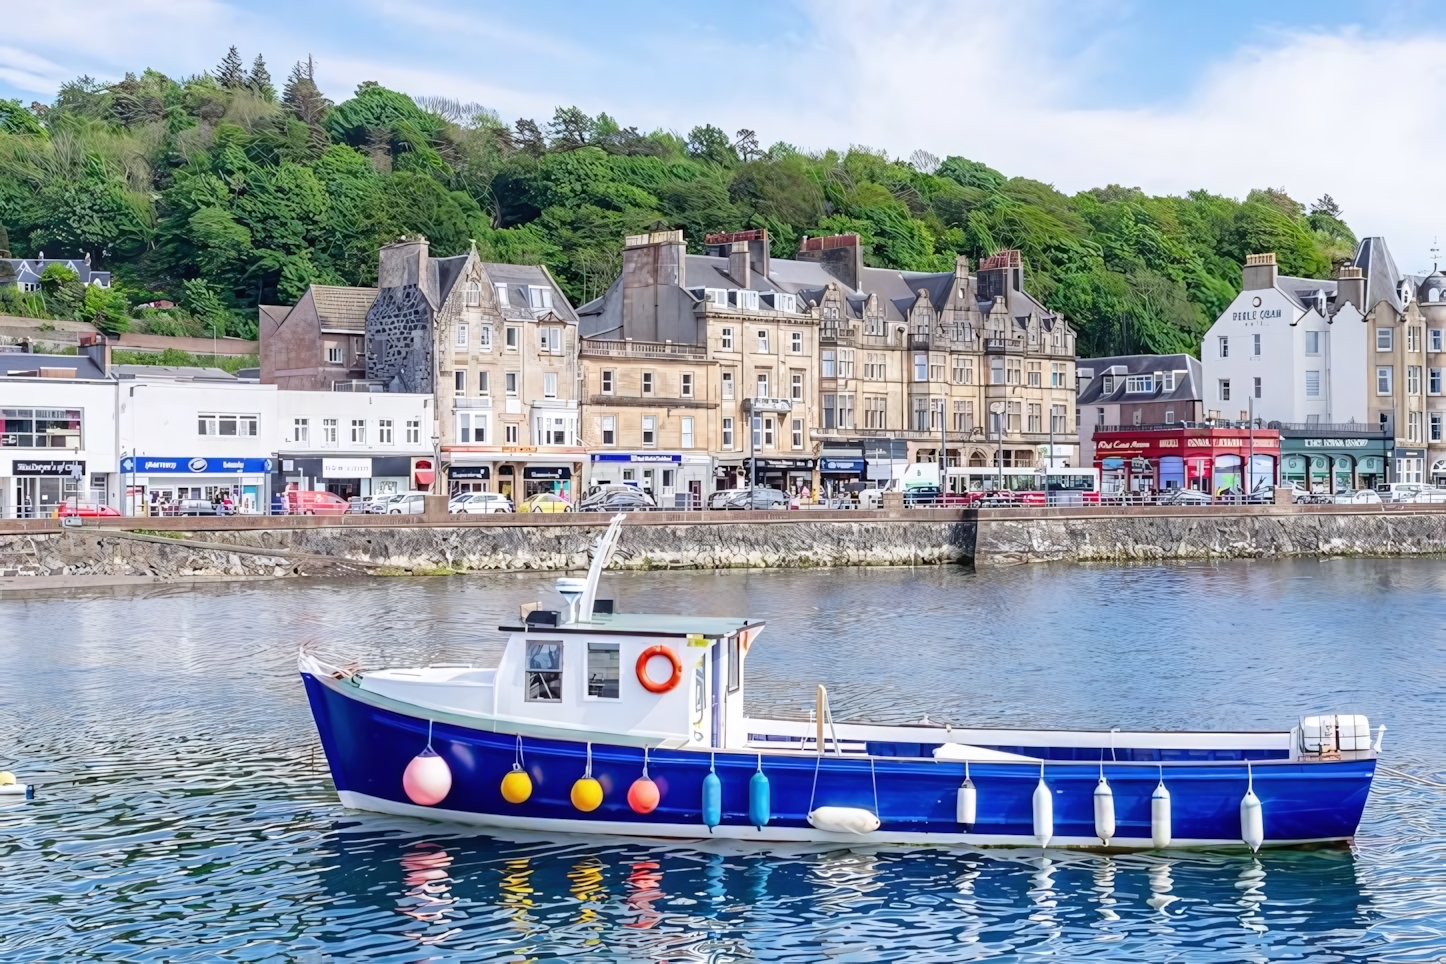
left=956, top=777, right=977, bottom=826
left=1241, top=766, right=1264, bottom=852
left=807, top=806, right=880, bottom=834
left=1033, top=772, right=1053, bottom=847
left=1093, top=775, right=1115, bottom=845
left=1151, top=779, right=1172, bottom=849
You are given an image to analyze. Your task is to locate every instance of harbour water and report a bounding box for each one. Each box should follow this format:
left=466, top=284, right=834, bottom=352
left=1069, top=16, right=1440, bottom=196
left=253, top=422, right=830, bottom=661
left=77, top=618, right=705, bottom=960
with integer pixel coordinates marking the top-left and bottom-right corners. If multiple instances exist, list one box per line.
left=2, top=559, right=1444, bottom=961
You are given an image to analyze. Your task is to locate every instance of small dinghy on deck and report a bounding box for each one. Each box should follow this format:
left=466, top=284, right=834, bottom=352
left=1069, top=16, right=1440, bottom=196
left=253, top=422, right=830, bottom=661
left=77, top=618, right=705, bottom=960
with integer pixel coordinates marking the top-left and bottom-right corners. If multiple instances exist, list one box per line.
left=300, top=515, right=1381, bottom=850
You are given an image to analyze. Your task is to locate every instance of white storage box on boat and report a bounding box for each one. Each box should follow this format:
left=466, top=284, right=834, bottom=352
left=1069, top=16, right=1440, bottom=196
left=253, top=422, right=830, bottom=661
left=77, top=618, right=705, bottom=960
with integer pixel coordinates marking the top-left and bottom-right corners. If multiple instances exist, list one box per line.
left=1301, top=714, right=1371, bottom=752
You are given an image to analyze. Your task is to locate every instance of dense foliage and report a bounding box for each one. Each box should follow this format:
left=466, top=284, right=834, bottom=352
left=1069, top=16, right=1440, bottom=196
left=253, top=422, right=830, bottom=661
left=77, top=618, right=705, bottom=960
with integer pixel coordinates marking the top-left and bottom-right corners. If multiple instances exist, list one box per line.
left=0, top=51, right=1357, bottom=355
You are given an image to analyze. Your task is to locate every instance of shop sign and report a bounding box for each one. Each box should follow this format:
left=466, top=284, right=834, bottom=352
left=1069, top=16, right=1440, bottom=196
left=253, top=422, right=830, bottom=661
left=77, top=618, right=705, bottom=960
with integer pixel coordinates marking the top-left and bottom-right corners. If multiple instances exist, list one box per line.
left=591, top=453, right=681, bottom=463
left=13, top=459, right=84, bottom=476
left=1303, top=438, right=1370, bottom=448
left=121, top=456, right=273, bottom=474
left=448, top=464, right=491, bottom=480
left=323, top=458, right=373, bottom=478
left=523, top=466, right=572, bottom=480
left=820, top=458, right=865, bottom=473
left=743, top=458, right=815, bottom=470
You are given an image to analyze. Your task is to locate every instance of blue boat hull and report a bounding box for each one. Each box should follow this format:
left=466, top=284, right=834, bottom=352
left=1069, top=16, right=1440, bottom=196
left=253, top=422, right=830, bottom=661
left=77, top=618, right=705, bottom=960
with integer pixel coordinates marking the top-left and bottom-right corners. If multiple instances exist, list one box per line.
left=303, top=673, right=1375, bottom=849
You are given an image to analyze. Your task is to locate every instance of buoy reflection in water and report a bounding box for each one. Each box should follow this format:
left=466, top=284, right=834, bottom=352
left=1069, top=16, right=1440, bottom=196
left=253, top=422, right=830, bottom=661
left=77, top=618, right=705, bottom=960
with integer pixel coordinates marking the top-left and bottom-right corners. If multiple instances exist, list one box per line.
left=396, top=843, right=462, bottom=946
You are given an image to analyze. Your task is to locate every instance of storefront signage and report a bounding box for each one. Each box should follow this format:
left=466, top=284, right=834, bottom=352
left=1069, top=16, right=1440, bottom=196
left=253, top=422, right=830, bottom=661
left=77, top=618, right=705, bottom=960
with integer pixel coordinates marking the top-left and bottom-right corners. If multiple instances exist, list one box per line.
left=323, top=458, right=373, bottom=478
left=523, top=466, right=572, bottom=480
left=13, top=459, right=84, bottom=476
left=743, top=458, right=815, bottom=470
left=1231, top=307, right=1285, bottom=322
left=121, top=456, right=273, bottom=474
left=1302, top=438, right=1371, bottom=448
left=448, top=464, right=491, bottom=480
left=821, top=458, right=865, bottom=473
left=590, top=453, right=682, bottom=463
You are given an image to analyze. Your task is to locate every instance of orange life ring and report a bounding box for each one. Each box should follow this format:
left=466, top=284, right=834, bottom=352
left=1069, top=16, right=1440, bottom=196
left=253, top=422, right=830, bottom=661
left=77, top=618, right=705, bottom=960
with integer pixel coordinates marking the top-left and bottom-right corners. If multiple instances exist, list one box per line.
left=636, top=645, right=682, bottom=694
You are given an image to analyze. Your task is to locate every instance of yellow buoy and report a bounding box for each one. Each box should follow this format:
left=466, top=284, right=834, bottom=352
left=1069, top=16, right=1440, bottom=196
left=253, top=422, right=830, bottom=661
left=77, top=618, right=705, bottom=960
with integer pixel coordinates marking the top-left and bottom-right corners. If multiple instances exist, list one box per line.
left=501, top=765, right=532, bottom=804
left=0, top=771, right=14, bottom=786
left=571, top=776, right=603, bottom=812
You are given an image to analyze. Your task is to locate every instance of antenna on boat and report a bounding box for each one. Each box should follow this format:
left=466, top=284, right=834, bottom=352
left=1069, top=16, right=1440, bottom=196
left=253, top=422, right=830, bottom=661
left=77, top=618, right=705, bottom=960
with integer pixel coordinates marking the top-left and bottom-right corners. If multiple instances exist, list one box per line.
left=577, top=513, right=626, bottom=622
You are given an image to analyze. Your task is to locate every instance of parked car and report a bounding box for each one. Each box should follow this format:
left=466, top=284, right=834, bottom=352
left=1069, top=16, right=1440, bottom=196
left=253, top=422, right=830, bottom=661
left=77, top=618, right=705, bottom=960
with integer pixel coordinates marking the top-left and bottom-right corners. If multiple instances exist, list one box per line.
left=578, top=486, right=657, bottom=512
left=386, top=492, right=428, bottom=515
left=174, top=498, right=218, bottom=516
left=57, top=501, right=121, bottom=517
left=903, top=485, right=944, bottom=507
left=712, top=487, right=788, bottom=510
left=286, top=490, right=352, bottom=515
left=1160, top=488, right=1213, bottom=505
left=520, top=492, right=571, bottom=513
left=1334, top=488, right=1383, bottom=505
left=1376, top=483, right=1431, bottom=503
left=856, top=480, right=899, bottom=510
left=450, top=492, right=514, bottom=514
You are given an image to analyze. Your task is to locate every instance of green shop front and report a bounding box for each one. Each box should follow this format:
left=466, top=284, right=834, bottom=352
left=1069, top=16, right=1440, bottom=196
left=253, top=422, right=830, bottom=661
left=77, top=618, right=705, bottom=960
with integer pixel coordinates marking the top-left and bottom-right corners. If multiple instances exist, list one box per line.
left=1276, top=426, right=1391, bottom=494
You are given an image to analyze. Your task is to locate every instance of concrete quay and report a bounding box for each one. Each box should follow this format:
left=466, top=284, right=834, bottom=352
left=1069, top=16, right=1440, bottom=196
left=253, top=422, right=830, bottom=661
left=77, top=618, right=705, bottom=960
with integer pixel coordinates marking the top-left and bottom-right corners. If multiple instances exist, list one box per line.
left=2, top=503, right=1446, bottom=586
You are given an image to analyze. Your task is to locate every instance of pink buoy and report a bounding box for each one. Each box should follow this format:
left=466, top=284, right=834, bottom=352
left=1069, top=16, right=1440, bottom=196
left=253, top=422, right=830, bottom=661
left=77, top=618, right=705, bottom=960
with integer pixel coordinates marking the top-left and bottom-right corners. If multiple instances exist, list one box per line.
left=403, top=739, right=452, bottom=807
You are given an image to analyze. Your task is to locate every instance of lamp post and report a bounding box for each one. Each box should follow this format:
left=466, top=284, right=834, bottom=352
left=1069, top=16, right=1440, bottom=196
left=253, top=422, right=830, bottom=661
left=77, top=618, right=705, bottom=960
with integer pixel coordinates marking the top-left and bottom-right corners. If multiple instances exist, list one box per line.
left=431, top=434, right=441, bottom=496
left=989, top=401, right=1006, bottom=491
left=937, top=397, right=947, bottom=494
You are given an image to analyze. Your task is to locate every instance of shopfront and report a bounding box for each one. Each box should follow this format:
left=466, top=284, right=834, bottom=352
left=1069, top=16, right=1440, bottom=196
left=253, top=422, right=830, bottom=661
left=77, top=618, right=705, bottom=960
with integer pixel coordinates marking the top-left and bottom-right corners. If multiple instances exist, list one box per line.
left=1094, top=427, right=1279, bottom=496
left=1394, top=447, right=1426, bottom=485
left=123, top=455, right=273, bottom=515
left=589, top=453, right=708, bottom=507
left=448, top=463, right=491, bottom=494
left=741, top=457, right=817, bottom=495
left=276, top=456, right=413, bottom=501
left=12, top=458, right=87, bottom=518
left=1277, top=428, right=1391, bottom=494
left=522, top=464, right=573, bottom=499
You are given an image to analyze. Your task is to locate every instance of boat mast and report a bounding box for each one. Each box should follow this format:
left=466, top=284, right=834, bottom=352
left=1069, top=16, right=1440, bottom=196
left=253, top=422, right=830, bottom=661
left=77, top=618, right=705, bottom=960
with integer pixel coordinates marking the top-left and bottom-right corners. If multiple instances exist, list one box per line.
left=577, top=513, right=626, bottom=622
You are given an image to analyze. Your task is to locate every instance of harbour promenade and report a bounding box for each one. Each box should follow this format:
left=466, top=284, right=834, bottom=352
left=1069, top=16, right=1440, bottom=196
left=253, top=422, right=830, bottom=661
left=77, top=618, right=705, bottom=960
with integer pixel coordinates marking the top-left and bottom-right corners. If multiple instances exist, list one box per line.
left=5, top=502, right=1446, bottom=586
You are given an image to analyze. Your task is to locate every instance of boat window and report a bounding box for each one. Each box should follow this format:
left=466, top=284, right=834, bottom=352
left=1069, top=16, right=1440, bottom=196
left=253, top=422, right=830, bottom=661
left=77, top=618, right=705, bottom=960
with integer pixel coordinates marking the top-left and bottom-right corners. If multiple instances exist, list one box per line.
left=692, top=662, right=707, bottom=725
left=586, top=643, right=620, bottom=699
left=525, top=641, right=563, bottom=702
left=727, top=635, right=741, bottom=694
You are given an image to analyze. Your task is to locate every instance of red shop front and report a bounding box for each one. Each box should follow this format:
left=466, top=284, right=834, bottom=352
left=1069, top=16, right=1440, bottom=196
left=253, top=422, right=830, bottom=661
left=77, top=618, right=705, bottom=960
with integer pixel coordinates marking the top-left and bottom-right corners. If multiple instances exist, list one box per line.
left=1094, top=427, right=1280, bottom=496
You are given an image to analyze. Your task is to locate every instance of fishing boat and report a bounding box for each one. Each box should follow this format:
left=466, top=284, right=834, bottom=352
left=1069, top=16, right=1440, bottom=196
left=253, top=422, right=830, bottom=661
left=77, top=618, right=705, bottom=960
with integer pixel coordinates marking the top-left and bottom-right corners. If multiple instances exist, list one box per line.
left=300, top=516, right=1381, bottom=850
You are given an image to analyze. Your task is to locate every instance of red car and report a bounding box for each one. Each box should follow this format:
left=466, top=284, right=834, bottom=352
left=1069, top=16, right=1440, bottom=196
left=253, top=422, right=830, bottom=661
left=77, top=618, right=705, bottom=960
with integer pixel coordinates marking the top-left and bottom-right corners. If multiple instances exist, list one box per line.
left=284, top=490, right=351, bottom=515
left=57, top=502, right=121, bottom=517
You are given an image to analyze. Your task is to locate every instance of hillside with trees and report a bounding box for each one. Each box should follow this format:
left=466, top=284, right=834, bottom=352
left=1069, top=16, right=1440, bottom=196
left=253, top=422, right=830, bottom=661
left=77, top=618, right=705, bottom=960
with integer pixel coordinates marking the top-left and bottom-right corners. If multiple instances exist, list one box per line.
left=0, top=49, right=1357, bottom=356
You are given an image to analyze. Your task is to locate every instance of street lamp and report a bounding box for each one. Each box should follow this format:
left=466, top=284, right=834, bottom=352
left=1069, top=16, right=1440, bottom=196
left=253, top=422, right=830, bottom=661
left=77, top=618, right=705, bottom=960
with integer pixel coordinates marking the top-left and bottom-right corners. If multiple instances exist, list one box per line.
left=989, top=401, right=1006, bottom=491
left=742, top=396, right=793, bottom=498
left=431, top=434, right=441, bottom=496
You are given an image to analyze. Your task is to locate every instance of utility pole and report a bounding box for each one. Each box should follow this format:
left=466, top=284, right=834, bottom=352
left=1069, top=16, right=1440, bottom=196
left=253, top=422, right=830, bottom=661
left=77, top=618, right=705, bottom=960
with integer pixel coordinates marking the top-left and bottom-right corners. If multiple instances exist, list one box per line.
left=938, top=396, right=946, bottom=495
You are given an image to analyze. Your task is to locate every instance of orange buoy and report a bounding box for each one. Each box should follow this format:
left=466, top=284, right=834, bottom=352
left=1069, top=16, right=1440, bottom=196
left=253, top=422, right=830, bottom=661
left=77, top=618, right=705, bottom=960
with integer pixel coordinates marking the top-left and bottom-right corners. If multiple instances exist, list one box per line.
left=636, top=645, right=682, bottom=694
left=628, top=776, right=659, bottom=813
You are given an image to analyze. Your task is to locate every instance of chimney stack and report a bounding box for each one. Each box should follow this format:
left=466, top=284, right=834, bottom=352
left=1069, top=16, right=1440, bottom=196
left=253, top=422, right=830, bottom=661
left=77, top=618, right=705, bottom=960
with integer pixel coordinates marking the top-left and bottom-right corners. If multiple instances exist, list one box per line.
left=620, top=230, right=687, bottom=342
left=1242, top=252, right=1278, bottom=291
left=1336, top=264, right=1365, bottom=312
left=795, top=234, right=863, bottom=291
left=729, top=241, right=751, bottom=289
left=378, top=236, right=430, bottom=289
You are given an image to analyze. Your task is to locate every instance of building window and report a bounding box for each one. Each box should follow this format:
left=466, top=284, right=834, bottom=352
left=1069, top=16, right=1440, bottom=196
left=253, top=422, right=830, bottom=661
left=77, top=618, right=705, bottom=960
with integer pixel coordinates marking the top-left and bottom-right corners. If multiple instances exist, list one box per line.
left=321, top=418, right=338, bottom=445
left=1125, top=375, right=1153, bottom=393
left=528, top=286, right=554, bottom=310
left=505, top=424, right=519, bottom=444
left=1101, top=374, right=1114, bottom=394
left=293, top=418, right=309, bottom=444
left=1027, top=361, right=1042, bottom=387
left=586, top=642, right=619, bottom=699
left=1305, top=331, right=1321, bottom=355
left=1051, top=362, right=1065, bottom=388
left=1219, top=379, right=1231, bottom=402
left=478, top=325, right=492, bottom=351
left=479, top=371, right=490, bottom=395
left=1433, top=329, right=1444, bottom=353
left=952, top=357, right=967, bottom=384
left=721, top=370, right=734, bottom=398
left=494, top=284, right=509, bottom=306
left=681, top=373, right=693, bottom=398
left=641, top=415, right=656, bottom=447
left=822, top=393, right=836, bottom=430
left=909, top=353, right=924, bottom=382
left=1254, top=376, right=1262, bottom=399
left=1409, top=411, right=1423, bottom=444
left=544, top=372, right=558, bottom=398
left=326, top=345, right=343, bottom=364
left=456, top=411, right=487, bottom=443
left=953, top=399, right=971, bottom=432
left=350, top=419, right=366, bottom=444
left=865, top=396, right=886, bottom=429
left=755, top=372, right=769, bottom=398
left=1407, top=365, right=1422, bottom=396
left=601, top=370, right=614, bottom=394
left=1377, top=367, right=1393, bottom=395
left=751, top=415, right=761, bottom=448
left=790, top=331, right=802, bottom=353
left=821, top=350, right=836, bottom=378
left=1027, top=403, right=1042, bottom=433
left=506, top=372, right=518, bottom=396
left=1433, top=412, right=1444, bottom=443
left=1253, top=333, right=1261, bottom=356
left=378, top=419, right=393, bottom=444
left=198, top=414, right=258, bottom=437
left=1409, top=326, right=1422, bottom=353
left=1007, top=359, right=1022, bottom=384
left=1218, top=336, right=1229, bottom=358
left=791, top=417, right=803, bottom=449
left=991, top=357, right=1005, bottom=385
left=506, top=327, right=519, bottom=351
left=722, top=417, right=734, bottom=449
left=464, top=281, right=481, bottom=306
left=455, top=323, right=468, bottom=348
left=525, top=641, right=562, bottom=702
left=1306, top=371, right=1321, bottom=397
left=406, top=419, right=420, bottom=444
left=757, top=329, right=769, bottom=353
left=838, top=393, right=853, bottom=430
left=1051, top=404, right=1067, bottom=434
left=911, top=396, right=929, bottom=431
left=763, top=417, right=775, bottom=447
left=791, top=372, right=803, bottom=400
left=1007, top=401, right=1021, bottom=433
left=681, top=416, right=695, bottom=449
left=1161, top=370, right=1175, bottom=392
left=600, top=416, right=616, bottom=445
left=720, top=327, right=734, bottom=351
left=1377, top=328, right=1393, bottom=351
left=838, top=349, right=854, bottom=378
left=536, top=328, right=557, bottom=354
left=1431, top=368, right=1442, bottom=395
left=454, top=371, right=466, bottom=396
left=642, top=372, right=654, bottom=396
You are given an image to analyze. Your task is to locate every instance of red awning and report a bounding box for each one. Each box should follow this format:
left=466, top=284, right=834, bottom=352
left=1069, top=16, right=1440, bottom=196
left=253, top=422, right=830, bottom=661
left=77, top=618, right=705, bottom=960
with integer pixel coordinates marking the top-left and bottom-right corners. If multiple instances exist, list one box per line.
left=414, top=468, right=435, bottom=486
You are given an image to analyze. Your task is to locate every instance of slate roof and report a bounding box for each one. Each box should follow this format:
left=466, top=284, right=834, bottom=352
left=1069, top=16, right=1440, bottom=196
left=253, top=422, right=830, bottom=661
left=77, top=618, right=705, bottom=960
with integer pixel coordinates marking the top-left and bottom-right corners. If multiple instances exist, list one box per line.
left=1075, top=353, right=1203, bottom=405
left=1, top=257, right=111, bottom=288
left=484, top=262, right=578, bottom=323
left=0, top=353, right=107, bottom=379
left=1274, top=275, right=1337, bottom=313
left=1353, top=236, right=1403, bottom=314
left=310, top=285, right=378, bottom=333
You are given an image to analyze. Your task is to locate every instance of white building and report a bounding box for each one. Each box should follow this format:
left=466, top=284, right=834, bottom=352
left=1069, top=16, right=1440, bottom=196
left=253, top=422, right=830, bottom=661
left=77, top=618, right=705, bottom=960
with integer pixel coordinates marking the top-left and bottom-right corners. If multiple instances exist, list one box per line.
left=0, top=353, right=117, bottom=517
left=1201, top=253, right=1367, bottom=425
left=274, top=390, right=435, bottom=500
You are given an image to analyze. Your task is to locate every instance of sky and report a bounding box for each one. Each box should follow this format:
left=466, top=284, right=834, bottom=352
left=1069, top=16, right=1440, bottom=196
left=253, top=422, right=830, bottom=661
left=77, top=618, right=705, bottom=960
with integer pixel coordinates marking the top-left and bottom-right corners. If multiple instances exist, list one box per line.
left=3, top=0, right=1445, bottom=271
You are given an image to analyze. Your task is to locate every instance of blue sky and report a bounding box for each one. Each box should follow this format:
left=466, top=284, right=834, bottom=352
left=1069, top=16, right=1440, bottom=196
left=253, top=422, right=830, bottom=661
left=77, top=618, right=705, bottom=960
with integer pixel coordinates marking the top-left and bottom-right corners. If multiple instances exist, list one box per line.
left=3, top=0, right=1445, bottom=268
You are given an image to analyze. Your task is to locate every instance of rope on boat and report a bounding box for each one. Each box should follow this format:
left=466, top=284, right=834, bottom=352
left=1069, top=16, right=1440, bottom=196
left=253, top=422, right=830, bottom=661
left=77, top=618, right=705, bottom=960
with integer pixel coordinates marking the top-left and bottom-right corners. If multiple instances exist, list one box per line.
left=870, top=757, right=879, bottom=819
left=808, top=752, right=822, bottom=813
left=1379, top=764, right=1446, bottom=790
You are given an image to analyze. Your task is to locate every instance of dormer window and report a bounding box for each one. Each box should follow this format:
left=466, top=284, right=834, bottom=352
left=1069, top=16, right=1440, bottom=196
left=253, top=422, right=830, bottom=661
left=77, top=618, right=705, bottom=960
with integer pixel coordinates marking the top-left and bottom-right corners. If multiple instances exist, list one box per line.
left=1125, top=375, right=1153, bottom=393
left=528, top=286, right=553, bottom=310
left=495, top=284, right=510, bottom=307
left=465, top=282, right=481, bottom=306
left=730, top=289, right=760, bottom=311
left=1101, top=374, right=1114, bottom=393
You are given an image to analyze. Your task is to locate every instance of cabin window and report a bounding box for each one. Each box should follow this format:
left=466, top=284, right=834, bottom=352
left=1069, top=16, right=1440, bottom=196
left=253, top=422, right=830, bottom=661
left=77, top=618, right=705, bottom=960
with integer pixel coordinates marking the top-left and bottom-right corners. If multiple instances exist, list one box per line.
left=727, top=634, right=742, bottom=694
left=525, top=641, right=563, bottom=702
left=692, top=662, right=707, bottom=727
left=587, top=643, right=620, bottom=699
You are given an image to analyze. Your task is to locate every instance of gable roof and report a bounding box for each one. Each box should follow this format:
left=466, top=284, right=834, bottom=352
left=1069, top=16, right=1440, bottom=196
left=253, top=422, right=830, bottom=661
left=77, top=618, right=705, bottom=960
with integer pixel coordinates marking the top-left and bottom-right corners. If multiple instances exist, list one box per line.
left=1353, top=236, right=1403, bottom=314
left=310, top=285, right=378, bottom=333
left=1075, top=353, right=1202, bottom=405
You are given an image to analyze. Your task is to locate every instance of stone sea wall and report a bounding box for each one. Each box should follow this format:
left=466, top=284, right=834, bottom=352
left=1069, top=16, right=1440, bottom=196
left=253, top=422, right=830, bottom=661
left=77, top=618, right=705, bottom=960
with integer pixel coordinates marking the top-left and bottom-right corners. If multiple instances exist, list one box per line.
left=2, top=506, right=1445, bottom=585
